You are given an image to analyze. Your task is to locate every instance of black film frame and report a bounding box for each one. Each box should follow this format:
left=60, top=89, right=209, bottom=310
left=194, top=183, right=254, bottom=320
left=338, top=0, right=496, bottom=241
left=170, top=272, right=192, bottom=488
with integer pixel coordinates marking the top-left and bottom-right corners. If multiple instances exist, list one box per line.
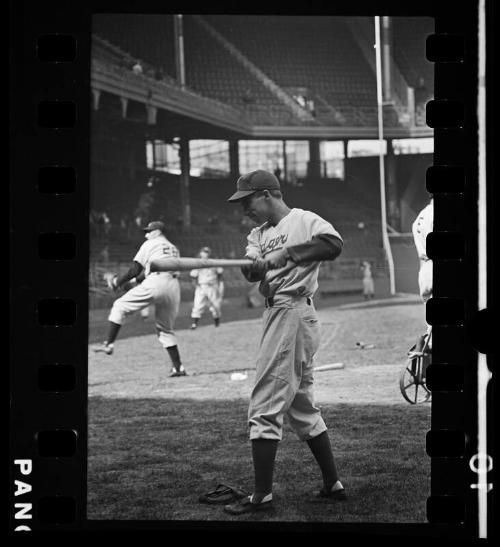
left=9, top=0, right=497, bottom=538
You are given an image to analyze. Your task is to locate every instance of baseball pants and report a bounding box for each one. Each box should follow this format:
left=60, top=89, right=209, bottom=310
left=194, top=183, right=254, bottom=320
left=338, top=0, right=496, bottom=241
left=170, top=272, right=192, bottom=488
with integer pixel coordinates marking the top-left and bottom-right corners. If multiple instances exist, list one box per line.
left=362, top=277, right=374, bottom=296
left=108, top=273, right=180, bottom=348
left=191, top=284, right=222, bottom=319
left=248, top=296, right=327, bottom=442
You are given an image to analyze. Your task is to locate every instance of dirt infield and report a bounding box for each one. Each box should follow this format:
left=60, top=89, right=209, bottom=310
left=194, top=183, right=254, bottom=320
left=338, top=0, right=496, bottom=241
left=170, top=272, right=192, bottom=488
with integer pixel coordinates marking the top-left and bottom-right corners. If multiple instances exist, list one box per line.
left=89, top=294, right=427, bottom=406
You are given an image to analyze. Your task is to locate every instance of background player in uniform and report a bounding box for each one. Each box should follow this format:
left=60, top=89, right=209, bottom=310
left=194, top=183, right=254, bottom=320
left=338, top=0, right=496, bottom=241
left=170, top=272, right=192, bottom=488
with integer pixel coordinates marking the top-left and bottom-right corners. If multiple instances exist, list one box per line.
left=360, top=260, right=374, bottom=300
left=92, top=220, right=187, bottom=377
left=223, top=170, right=345, bottom=515
left=189, top=246, right=224, bottom=329
left=410, top=196, right=433, bottom=355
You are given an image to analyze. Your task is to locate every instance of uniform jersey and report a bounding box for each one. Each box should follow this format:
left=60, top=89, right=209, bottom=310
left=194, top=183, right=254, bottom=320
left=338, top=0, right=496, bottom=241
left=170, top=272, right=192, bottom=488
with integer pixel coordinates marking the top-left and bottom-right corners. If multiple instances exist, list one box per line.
left=245, top=208, right=342, bottom=298
left=134, top=235, right=179, bottom=276
left=190, top=267, right=223, bottom=286
left=362, top=262, right=372, bottom=280
left=412, top=200, right=434, bottom=302
left=412, top=201, right=433, bottom=260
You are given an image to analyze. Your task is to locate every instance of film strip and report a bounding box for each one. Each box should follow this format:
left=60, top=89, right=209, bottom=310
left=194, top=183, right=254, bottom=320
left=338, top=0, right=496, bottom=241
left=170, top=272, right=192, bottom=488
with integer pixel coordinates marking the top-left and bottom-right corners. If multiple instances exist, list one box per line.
left=9, top=0, right=495, bottom=537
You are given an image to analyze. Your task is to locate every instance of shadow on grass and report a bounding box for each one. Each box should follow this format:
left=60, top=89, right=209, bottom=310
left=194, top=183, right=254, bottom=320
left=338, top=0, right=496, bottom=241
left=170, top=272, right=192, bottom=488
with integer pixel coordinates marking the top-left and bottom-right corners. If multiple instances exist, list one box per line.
left=88, top=397, right=430, bottom=524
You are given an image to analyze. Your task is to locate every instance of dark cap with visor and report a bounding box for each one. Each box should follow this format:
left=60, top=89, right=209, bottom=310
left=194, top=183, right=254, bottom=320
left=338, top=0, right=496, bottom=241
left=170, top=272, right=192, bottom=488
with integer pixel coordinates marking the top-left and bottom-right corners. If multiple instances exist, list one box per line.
left=227, top=170, right=281, bottom=202
left=142, top=220, right=166, bottom=233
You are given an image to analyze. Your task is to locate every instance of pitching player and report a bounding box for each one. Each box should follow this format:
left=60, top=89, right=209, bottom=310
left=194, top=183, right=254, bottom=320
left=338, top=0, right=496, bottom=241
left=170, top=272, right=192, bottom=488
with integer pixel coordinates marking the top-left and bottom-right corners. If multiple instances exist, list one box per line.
left=92, top=220, right=187, bottom=377
left=223, top=169, right=346, bottom=515
left=189, top=247, right=224, bottom=329
left=410, top=196, right=434, bottom=355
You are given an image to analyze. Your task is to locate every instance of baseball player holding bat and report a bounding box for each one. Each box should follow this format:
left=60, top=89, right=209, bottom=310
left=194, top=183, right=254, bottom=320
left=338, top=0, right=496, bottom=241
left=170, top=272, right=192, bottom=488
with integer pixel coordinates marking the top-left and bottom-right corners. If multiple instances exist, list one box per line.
left=92, top=220, right=187, bottom=377
left=222, top=169, right=346, bottom=515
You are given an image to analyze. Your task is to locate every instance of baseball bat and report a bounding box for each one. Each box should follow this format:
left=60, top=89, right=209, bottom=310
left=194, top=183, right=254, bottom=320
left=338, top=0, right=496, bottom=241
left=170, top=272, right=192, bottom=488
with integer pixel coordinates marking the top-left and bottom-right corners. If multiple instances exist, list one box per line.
left=314, top=363, right=344, bottom=372
left=150, top=257, right=254, bottom=272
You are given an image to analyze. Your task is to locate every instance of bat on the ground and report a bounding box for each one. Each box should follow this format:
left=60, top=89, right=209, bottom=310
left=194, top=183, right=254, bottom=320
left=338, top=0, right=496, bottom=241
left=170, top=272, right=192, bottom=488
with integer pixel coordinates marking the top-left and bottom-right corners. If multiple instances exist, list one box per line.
left=150, top=257, right=255, bottom=272
left=314, top=363, right=345, bottom=372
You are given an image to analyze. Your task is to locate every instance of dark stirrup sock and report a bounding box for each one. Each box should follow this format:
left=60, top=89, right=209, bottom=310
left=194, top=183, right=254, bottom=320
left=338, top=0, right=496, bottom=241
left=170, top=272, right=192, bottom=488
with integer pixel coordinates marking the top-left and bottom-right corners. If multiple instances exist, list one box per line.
left=106, top=322, right=121, bottom=345
left=252, top=439, right=278, bottom=501
left=166, top=345, right=182, bottom=370
left=306, top=431, right=339, bottom=489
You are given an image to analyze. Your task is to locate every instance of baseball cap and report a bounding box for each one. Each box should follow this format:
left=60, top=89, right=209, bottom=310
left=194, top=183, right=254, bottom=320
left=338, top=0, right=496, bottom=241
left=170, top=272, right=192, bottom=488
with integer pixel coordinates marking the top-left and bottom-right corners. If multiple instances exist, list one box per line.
left=143, top=220, right=165, bottom=233
left=200, top=246, right=211, bottom=254
left=227, top=170, right=280, bottom=202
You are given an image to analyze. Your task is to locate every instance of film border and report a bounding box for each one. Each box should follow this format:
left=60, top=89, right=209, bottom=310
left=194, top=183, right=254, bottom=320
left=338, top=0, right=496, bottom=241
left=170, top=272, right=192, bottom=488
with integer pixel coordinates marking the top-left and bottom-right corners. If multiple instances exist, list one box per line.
left=8, top=0, right=494, bottom=537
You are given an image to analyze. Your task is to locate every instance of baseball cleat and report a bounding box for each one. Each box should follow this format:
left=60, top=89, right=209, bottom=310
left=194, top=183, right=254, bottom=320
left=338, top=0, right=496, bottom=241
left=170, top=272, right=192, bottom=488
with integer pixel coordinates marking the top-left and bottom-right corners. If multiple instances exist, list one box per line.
left=223, top=496, right=274, bottom=515
left=190, top=323, right=197, bottom=330
left=169, top=367, right=188, bottom=377
left=92, top=343, right=114, bottom=355
left=313, top=487, right=347, bottom=501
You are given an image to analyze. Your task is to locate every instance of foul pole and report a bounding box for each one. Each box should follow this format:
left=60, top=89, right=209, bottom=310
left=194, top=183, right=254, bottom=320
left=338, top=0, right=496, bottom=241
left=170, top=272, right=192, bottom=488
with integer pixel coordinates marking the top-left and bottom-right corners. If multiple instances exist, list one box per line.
left=374, top=16, right=396, bottom=295
left=476, top=0, right=491, bottom=539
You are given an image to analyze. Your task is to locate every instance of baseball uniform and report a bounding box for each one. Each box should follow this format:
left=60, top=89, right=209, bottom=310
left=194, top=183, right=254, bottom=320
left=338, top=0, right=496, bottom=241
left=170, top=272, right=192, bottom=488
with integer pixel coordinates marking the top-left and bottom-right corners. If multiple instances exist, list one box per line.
left=190, top=265, right=224, bottom=320
left=244, top=208, right=342, bottom=441
left=412, top=200, right=433, bottom=303
left=108, top=234, right=181, bottom=348
left=361, top=261, right=374, bottom=298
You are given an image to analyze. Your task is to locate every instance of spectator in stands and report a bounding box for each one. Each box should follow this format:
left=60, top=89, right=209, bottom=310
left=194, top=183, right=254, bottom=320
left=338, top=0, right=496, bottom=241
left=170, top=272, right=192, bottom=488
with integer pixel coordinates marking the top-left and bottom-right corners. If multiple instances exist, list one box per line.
left=414, top=76, right=429, bottom=107
left=120, top=215, right=128, bottom=233
left=154, top=67, right=166, bottom=81
left=101, top=211, right=112, bottom=236
left=135, top=187, right=156, bottom=227
left=100, top=245, right=110, bottom=264
left=294, top=94, right=306, bottom=108
left=307, top=99, right=316, bottom=117
left=360, top=260, right=374, bottom=300
left=132, top=60, right=143, bottom=75
left=273, top=166, right=282, bottom=182
left=243, top=88, right=255, bottom=104
left=90, top=210, right=100, bottom=237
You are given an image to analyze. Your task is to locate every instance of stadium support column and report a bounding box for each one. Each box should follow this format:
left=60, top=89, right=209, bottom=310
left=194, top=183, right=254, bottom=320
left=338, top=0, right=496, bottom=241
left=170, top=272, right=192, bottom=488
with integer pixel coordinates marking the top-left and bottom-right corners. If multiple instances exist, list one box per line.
left=229, top=139, right=239, bottom=179
left=385, top=139, right=400, bottom=231
left=179, top=137, right=191, bottom=228
left=308, top=139, right=321, bottom=179
left=382, top=16, right=392, bottom=102
left=174, top=15, right=186, bottom=90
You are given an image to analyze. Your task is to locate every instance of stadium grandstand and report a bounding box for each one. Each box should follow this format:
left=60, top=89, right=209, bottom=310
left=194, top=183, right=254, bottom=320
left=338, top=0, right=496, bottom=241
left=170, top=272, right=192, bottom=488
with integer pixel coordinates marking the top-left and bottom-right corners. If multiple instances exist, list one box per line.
left=90, top=14, right=434, bottom=307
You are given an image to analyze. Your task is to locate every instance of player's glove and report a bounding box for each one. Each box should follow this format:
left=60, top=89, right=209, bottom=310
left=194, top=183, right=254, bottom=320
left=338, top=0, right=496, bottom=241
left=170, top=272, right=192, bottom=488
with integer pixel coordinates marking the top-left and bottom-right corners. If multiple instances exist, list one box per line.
left=103, top=272, right=119, bottom=291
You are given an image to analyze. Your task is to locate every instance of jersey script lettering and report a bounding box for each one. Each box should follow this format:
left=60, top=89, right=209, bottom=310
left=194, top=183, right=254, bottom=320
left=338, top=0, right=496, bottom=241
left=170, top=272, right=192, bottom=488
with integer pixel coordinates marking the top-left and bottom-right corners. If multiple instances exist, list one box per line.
left=261, top=234, right=288, bottom=256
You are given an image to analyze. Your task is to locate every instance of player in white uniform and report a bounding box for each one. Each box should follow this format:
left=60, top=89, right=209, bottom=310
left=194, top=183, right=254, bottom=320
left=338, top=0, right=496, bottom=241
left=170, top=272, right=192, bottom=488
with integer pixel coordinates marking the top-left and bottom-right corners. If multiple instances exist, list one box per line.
left=410, top=197, right=434, bottom=355
left=223, top=170, right=346, bottom=515
left=92, top=220, right=187, bottom=377
left=360, top=260, right=374, bottom=299
left=189, top=247, right=224, bottom=329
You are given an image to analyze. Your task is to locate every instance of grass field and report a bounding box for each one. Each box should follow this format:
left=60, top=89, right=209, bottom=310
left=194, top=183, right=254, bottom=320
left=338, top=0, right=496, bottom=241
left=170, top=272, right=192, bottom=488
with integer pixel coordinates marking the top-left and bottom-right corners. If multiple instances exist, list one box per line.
left=88, top=293, right=431, bottom=524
